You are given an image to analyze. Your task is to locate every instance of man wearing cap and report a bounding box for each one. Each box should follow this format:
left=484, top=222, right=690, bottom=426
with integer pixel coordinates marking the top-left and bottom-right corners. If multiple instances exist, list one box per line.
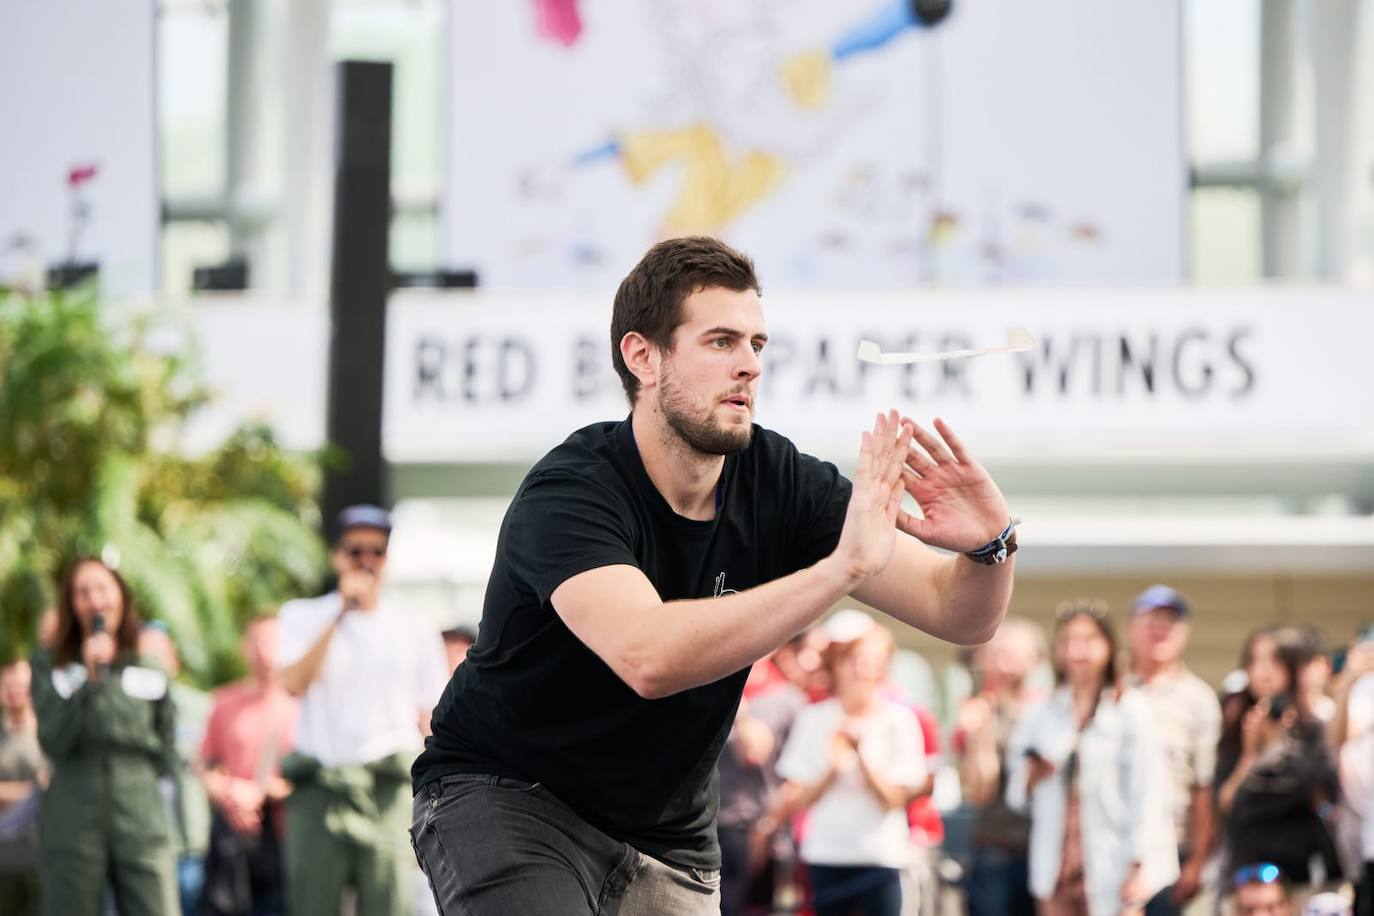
left=1127, top=584, right=1223, bottom=916
left=277, top=505, right=448, bottom=916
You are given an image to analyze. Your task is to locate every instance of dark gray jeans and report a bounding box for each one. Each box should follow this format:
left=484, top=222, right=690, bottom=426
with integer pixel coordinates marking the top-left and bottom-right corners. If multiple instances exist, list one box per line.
left=410, top=774, right=721, bottom=915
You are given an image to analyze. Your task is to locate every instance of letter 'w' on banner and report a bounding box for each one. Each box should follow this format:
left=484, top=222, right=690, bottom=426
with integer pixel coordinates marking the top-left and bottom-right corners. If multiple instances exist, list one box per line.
left=856, top=328, right=1038, bottom=366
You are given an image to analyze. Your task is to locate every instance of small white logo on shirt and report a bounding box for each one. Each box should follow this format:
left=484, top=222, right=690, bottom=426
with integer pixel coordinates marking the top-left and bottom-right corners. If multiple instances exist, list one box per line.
left=714, top=572, right=738, bottom=598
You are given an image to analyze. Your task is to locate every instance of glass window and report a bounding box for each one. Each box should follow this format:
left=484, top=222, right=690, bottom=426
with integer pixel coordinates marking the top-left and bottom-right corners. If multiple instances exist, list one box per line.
left=332, top=0, right=445, bottom=270
left=1189, top=186, right=1262, bottom=283
left=158, top=0, right=229, bottom=200
left=161, top=219, right=231, bottom=295
left=1185, top=0, right=1261, bottom=164
left=391, top=209, right=440, bottom=274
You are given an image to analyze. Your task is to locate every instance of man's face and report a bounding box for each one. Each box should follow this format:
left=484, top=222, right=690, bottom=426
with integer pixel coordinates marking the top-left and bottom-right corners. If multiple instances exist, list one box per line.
left=242, top=618, right=281, bottom=681
left=652, top=286, right=767, bottom=456
left=1129, top=607, right=1189, bottom=666
left=1234, top=881, right=1291, bottom=916
left=978, top=629, right=1037, bottom=692
left=330, top=526, right=390, bottom=580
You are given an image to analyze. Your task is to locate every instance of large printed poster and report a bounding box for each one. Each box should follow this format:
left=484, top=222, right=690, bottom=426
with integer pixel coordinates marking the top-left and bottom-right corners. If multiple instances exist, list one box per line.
left=445, top=0, right=1184, bottom=290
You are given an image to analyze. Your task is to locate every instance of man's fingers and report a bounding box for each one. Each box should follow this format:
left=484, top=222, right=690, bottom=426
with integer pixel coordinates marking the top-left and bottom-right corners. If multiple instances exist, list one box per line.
left=881, top=433, right=907, bottom=488
left=885, top=470, right=905, bottom=513
left=897, top=508, right=930, bottom=541
left=869, top=411, right=907, bottom=487
left=894, top=421, right=914, bottom=469
left=905, top=442, right=937, bottom=473
left=910, top=422, right=956, bottom=465
left=875, top=410, right=898, bottom=467
left=858, top=430, right=874, bottom=484
left=932, top=417, right=970, bottom=464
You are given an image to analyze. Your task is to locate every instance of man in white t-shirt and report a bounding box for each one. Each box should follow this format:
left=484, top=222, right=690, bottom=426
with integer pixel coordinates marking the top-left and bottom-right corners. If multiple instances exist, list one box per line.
left=278, top=505, right=448, bottom=916
left=1126, top=585, right=1222, bottom=916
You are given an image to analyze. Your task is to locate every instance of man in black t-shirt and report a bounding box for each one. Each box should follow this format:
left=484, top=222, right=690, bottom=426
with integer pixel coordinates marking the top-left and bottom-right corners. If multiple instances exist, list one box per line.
left=411, top=236, right=1016, bottom=915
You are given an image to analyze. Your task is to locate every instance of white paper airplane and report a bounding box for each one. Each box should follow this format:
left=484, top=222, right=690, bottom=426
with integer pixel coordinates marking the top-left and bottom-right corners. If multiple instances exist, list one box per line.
left=856, top=327, right=1037, bottom=365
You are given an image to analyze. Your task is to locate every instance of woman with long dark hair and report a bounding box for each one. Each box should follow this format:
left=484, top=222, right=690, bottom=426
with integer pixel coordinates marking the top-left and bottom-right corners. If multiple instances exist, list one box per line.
left=1216, top=627, right=1309, bottom=790
left=1216, top=627, right=1341, bottom=893
left=29, top=557, right=179, bottom=916
left=1007, top=601, right=1177, bottom=916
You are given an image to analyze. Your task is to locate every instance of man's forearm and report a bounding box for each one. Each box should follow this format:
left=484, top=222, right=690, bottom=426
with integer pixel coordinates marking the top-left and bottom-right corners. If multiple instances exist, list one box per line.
left=623, top=555, right=857, bottom=699
left=960, top=740, right=1002, bottom=807
left=777, top=771, right=838, bottom=820
left=1187, top=786, right=1215, bottom=861
left=927, top=553, right=1014, bottom=645
left=852, top=537, right=1012, bottom=646
left=280, top=622, right=338, bottom=696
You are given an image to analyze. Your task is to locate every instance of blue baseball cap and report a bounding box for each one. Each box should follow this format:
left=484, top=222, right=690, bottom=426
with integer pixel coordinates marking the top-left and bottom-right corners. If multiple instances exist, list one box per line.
left=333, top=504, right=392, bottom=542
left=1133, top=584, right=1191, bottom=619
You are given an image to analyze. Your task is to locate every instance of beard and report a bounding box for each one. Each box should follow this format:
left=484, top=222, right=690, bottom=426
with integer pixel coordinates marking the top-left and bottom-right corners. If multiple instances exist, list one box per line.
left=658, top=370, right=753, bottom=456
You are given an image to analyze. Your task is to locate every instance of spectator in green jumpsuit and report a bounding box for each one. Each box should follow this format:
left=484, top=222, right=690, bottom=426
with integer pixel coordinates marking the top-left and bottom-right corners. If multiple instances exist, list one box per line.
left=29, top=557, right=179, bottom=916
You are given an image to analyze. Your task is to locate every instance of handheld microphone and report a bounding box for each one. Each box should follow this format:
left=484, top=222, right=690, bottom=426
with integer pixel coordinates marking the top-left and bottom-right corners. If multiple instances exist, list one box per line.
left=91, top=614, right=111, bottom=679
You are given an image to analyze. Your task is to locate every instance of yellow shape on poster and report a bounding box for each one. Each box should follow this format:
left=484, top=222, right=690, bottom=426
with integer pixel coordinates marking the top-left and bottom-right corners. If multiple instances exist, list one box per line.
left=780, top=50, right=832, bottom=110
left=619, top=125, right=787, bottom=233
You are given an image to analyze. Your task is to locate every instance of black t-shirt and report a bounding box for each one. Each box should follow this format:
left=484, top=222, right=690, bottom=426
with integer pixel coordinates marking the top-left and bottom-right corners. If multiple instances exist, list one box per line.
left=412, top=418, right=850, bottom=869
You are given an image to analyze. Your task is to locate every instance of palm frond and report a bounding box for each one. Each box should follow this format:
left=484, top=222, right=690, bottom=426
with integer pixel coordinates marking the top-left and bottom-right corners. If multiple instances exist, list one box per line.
left=0, top=290, right=329, bottom=687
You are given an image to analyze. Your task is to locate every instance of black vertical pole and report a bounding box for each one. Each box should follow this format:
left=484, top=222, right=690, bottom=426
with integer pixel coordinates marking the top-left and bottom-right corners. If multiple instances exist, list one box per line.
left=323, top=61, right=392, bottom=525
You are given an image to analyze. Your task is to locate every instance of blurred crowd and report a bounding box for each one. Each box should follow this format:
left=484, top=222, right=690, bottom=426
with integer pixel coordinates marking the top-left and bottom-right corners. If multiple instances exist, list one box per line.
left=718, top=589, right=1374, bottom=916
left=2, top=514, right=1373, bottom=916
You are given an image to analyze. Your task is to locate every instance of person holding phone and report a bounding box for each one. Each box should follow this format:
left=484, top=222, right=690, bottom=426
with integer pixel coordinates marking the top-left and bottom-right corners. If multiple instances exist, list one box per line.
left=1006, top=601, right=1177, bottom=916
left=277, top=505, right=448, bottom=916
left=1218, top=688, right=1342, bottom=895
left=29, top=557, right=180, bottom=916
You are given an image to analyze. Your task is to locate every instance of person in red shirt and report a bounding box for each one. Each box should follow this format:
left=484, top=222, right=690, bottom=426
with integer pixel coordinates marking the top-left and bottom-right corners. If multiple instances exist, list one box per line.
left=198, top=614, right=299, bottom=916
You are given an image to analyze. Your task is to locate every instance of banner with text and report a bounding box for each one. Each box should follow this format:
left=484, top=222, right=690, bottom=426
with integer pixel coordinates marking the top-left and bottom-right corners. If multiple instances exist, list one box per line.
left=383, top=289, right=1373, bottom=465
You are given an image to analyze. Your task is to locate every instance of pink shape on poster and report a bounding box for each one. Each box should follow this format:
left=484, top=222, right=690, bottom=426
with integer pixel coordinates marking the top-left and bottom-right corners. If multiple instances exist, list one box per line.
left=533, top=0, right=583, bottom=47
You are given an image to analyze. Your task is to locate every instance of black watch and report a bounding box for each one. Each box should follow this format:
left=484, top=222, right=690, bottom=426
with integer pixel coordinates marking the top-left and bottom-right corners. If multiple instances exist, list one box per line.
left=964, top=519, right=1018, bottom=565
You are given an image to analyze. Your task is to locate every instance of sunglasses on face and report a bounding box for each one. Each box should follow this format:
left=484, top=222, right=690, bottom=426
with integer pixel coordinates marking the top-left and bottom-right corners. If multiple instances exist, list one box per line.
left=1054, top=599, right=1109, bottom=622
left=343, top=546, right=387, bottom=561
left=1232, top=862, right=1283, bottom=888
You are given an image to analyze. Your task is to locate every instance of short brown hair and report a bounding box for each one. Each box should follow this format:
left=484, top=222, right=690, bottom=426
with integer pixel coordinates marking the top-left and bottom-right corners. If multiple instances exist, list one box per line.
left=610, top=237, right=760, bottom=404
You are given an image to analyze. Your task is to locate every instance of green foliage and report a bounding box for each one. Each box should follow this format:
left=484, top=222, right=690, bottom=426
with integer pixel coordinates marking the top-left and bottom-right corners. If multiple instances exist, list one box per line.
left=0, top=288, right=328, bottom=685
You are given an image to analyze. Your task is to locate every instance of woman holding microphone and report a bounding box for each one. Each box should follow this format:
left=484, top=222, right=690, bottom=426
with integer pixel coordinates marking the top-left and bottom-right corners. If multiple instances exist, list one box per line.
left=30, top=556, right=179, bottom=916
